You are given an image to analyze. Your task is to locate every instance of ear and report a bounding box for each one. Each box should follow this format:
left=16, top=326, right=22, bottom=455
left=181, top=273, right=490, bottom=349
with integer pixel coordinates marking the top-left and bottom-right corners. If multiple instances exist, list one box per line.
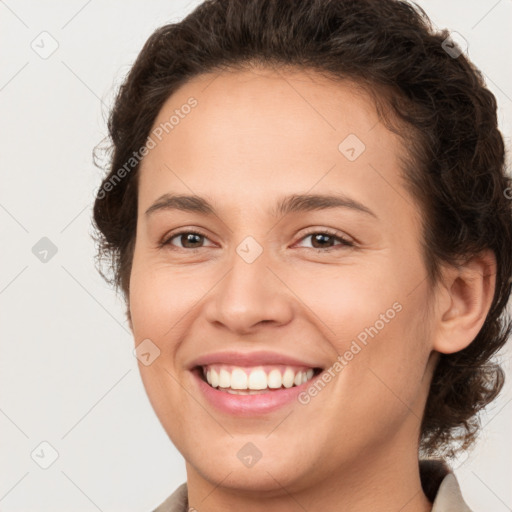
left=432, top=249, right=497, bottom=354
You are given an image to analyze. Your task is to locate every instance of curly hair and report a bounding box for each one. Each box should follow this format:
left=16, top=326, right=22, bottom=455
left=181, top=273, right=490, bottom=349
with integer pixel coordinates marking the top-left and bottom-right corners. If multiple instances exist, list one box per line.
left=92, top=0, right=512, bottom=459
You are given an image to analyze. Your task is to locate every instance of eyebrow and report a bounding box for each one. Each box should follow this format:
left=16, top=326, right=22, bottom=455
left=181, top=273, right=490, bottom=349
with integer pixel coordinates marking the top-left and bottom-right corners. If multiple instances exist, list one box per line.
left=145, top=192, right=377, bottom=219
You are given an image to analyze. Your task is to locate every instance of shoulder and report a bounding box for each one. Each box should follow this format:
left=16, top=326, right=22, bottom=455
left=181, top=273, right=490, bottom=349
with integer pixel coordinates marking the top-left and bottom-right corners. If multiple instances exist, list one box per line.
left=151, top=482, right=188, bottom=512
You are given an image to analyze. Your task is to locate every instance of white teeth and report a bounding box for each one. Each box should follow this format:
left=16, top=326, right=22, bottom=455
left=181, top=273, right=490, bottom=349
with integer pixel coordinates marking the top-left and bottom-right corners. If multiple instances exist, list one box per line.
left=210, top=368, right=219, bottom=388
left=230, top=368, right=248, bottom=390
left=203, top=365, right=317, bottom=391
left=282, top=367, right=295, bottom=388
left=219, top=368, right=231, bottom=388
left=267, top=369, right=282, bottom=389
left=248, top=368, right=268, bottom=390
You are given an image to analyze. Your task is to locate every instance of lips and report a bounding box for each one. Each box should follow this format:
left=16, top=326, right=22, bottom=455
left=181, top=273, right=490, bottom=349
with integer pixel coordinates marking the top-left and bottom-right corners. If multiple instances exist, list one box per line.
left=188, top=350, right=322, bottom=369
left=187, top=351, right=323, bottom=413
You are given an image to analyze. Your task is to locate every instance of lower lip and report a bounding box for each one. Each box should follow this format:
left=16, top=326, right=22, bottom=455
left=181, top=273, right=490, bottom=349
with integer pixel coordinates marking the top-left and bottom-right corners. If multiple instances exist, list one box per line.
left=191, top=369, right=319, bottom=416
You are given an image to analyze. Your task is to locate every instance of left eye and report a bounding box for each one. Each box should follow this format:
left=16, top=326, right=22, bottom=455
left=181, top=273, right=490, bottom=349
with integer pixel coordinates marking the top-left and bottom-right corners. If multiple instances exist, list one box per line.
left=295, top=231, right=354, bottom=250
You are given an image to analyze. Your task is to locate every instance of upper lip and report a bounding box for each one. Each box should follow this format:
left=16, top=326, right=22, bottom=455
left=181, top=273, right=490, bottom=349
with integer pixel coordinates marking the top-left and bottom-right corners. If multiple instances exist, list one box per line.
left=188, top=350, right=322, bottom=369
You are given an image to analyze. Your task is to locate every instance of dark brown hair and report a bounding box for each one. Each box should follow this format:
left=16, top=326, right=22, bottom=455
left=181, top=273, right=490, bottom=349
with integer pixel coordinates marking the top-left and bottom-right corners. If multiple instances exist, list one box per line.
left=92, top=0, right=512, bottom=459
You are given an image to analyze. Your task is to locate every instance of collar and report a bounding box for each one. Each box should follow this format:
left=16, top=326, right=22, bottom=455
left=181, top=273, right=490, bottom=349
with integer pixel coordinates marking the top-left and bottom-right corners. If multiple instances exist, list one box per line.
left=420, top=459, right=473, bottom=511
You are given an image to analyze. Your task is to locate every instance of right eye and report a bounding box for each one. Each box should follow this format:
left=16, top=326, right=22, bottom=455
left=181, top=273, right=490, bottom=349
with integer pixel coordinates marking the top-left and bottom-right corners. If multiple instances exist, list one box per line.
left=160, top=230, right=215, bottom=250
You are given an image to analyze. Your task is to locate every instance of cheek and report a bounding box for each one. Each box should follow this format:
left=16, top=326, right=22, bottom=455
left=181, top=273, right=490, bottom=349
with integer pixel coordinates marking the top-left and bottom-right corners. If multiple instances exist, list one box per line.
left=128, top=261, right=196, bottom=442
left=339, top=286, right=432, bottom=428
left=283, top=256, right=407, bottom=341
left=319, top=303, right=431, bottom=457
left=129, top=260, right=202, bottom=346
left=290, top=250, right=431, bottom=404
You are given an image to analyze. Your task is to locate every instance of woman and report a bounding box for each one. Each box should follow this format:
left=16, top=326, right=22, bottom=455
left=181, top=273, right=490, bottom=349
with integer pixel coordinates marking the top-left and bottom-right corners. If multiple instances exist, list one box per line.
left=92, top=0, right=512, bottom=510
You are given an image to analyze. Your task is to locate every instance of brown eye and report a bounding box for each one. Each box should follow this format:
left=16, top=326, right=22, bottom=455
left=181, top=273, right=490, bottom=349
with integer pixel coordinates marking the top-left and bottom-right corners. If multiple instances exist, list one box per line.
left=310, top=233, right=336, bottom=249
left=162, top=230, right=213, bottom=249
left=177, top=233, right=204, bottom=248
left=297, top=230, right=354, bottom=250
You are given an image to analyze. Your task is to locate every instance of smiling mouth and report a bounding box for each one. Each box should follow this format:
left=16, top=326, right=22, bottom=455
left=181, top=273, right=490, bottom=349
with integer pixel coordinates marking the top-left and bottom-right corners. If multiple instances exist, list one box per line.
left=195, top=364, right=323, bottom=395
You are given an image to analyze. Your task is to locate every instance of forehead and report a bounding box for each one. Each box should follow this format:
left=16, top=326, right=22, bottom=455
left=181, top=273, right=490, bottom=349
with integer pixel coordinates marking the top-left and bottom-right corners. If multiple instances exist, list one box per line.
left=138, top=65, right=420, bottom=228
left=144, top=65, right=393, bottom=164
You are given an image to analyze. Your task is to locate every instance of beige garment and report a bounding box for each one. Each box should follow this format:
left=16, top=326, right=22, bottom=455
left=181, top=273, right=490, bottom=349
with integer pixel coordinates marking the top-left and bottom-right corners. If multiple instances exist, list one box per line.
left=151, top=460, right=472, bottom=512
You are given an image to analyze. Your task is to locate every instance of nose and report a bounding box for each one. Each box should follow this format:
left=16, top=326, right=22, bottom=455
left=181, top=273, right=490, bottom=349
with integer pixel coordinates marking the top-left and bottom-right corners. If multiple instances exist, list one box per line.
left=203, top=246, right=294, bottom=335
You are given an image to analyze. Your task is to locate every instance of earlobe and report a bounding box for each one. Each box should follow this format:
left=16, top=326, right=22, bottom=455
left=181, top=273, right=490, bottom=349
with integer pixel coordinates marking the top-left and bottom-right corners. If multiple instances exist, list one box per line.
left=433, top=249, right=497, bottom=355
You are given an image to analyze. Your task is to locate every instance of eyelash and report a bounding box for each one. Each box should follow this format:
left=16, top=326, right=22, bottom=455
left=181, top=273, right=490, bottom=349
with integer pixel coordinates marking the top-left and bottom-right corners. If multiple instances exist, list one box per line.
left=159, top=228, right=355, bottom=252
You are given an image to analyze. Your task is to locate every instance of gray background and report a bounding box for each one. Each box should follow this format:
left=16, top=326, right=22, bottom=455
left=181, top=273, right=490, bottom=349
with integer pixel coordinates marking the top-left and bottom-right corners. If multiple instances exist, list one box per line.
left=1, top=1, right=511, bottom=510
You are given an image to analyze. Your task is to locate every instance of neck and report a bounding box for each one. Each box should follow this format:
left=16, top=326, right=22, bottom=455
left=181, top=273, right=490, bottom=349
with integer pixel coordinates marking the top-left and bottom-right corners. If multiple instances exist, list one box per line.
left=185, top=443, right=433, bottom=512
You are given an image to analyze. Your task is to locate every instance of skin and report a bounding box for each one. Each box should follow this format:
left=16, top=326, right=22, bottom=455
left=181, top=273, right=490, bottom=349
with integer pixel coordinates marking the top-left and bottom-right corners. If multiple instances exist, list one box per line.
left=128, top=65, right=496, bottom=512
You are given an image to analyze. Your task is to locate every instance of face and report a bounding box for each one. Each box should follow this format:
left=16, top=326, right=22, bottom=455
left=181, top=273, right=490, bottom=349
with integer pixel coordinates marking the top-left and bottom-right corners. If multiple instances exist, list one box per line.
left=129, top=66, right=438, bottom=493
